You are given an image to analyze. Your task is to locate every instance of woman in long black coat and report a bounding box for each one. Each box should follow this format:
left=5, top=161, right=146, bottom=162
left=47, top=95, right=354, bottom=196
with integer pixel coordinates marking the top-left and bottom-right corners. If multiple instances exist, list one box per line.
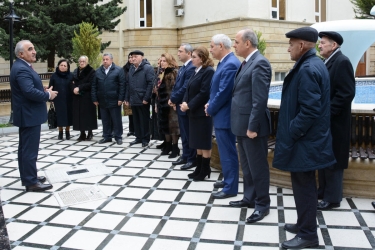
left=48, top=59, right=73, bottom=140
left=71, top=56, right=97, bottom=141
left=181, top=46, right=215, bottom=181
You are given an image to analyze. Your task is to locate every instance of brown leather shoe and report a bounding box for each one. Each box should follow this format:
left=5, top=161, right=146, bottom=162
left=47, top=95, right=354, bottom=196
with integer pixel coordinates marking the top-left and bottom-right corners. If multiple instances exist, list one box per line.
left=26, top=182, right=53, bottom=192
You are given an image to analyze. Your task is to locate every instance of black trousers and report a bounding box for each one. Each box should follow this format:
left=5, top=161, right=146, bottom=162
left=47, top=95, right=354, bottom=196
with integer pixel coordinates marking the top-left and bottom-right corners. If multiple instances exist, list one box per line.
left=100, top=106, right=123, bottom=141
left=128, top=115, right=134, bottom=133
left=18, top=126, right=41, bottom=186
left=291, top=171, right=318, bottom=241
left=132, top=104, right=150, bottom=143
left=318, top=168, right=343, bottom=203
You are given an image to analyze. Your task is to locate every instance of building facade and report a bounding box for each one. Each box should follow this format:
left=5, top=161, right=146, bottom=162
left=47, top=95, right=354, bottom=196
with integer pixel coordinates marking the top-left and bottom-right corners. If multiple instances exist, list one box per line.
left=2, top=0, right=372, bottom=78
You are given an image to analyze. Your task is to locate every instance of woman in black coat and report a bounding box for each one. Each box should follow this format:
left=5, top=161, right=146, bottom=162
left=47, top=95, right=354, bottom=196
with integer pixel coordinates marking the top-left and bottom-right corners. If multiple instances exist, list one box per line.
left=181, top=46, right=215, bottom=181
left=71, top=56, right=98, bottom=141
left=48, top=59, right=73, bottom=140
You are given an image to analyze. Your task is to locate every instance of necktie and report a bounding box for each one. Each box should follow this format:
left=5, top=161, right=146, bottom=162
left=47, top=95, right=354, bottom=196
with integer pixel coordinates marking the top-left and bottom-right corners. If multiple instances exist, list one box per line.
left=241, top=60, right=246, bottom=69
left=238, top=60, right=246, bottom=73
left=179, top=65, right=185, bottom=75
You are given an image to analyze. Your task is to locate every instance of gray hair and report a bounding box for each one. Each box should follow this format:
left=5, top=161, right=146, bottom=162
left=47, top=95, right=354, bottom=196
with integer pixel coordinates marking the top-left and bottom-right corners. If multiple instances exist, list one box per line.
left=241, top=29, right=258, bottom=48
left=211, top=34, right=232, bottom=49
left=180, top=43, right=193, bottom=54
left=103, top=53, right=113, bottom=60
left=79, top=55, right=89, bottom=63
left=15, top=40, right=31, bottom=58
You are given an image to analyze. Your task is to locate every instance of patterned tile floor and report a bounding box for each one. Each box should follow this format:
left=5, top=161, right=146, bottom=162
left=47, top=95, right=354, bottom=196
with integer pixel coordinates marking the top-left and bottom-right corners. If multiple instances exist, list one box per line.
left=0, top=119, right=375, bottom=250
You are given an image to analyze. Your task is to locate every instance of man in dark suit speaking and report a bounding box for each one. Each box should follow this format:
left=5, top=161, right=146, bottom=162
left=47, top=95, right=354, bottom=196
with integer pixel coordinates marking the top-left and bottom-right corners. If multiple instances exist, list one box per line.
left=11, top=40, right=57, bottom=192
left=230, top=29, right=272, bottom=222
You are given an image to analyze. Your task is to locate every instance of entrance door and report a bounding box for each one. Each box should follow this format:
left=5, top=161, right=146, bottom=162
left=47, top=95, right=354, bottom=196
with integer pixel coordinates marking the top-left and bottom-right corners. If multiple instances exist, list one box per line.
left=355, top=53, right=366, bottom=77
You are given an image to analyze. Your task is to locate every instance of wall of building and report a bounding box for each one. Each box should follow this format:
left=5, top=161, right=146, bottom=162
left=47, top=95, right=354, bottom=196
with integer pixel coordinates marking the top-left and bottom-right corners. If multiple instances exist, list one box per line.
left=99, top=16, right=313, bottom=80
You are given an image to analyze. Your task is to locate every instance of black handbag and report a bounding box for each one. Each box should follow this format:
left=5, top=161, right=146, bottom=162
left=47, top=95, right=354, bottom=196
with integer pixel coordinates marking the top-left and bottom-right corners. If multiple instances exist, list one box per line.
left=48, top=102, right=57, bottom=129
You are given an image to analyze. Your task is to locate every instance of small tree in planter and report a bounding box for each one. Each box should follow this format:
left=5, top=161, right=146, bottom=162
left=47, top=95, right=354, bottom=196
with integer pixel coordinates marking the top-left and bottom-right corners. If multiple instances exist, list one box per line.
left=72, top=22, right=103, bottom=69
left=255, top=30, right=267, bottom=56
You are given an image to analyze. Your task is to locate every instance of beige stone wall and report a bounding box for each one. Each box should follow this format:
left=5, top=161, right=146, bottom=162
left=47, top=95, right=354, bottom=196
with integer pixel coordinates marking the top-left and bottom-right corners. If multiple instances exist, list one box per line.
left=109, top=17, right=310, bottom=80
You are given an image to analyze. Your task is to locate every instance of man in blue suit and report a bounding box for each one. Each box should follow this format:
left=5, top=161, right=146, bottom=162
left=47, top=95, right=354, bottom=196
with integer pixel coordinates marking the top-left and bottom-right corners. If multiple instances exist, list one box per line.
left=169, top=43, right=197, bottom=170
left=11, top=40, right=57, bottom=192
left=205, top=34, right=240, bottom=199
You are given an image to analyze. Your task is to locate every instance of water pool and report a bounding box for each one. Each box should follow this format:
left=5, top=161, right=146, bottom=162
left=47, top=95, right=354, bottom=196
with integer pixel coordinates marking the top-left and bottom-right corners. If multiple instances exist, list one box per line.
left=268, top=80, right=375, bottom=104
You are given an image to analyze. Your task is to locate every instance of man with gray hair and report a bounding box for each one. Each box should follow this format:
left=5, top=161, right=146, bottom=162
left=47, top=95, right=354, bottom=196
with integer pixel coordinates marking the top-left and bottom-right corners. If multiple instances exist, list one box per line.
left=11, top=40, right=57, bottom=192
left=92, top=53, right=125, bottom=145
left=168, top=43, right=197, bottom=169
left=231, top=29, right=272, bottom=222
left=205, top=34, right=240, bottom=199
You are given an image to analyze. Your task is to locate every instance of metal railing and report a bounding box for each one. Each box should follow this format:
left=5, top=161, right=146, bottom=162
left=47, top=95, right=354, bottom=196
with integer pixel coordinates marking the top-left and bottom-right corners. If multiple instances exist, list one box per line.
left=0, top=73, right=53, bottom=103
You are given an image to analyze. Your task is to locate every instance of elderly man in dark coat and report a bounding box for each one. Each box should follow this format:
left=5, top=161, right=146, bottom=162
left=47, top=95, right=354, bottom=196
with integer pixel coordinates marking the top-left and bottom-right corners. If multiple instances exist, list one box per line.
left=273, top=27, right=336, bottom=249
left=317, top=31, right=355, bottom=210
left=92, top=53, right=125, bottom=145
left=125, top=50, right=155, bottom=147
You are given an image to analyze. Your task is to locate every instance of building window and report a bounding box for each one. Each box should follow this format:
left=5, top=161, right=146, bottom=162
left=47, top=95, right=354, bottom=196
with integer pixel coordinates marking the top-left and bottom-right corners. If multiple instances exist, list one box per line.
left=315, top=0, right=326, bottom=22
left=139, top=0, right=152, bottom=27
left=271, top=0, right=286, bottom=20
left=275, top=72, right=287, bottom=81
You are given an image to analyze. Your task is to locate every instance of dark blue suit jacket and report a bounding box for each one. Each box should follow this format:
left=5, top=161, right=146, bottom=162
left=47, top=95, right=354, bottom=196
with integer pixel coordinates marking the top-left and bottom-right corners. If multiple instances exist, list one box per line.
left=10, top=58, right=50, bottom=127
left=207, top=52, right=240, bottom=129
left=170, top=60, right=195, bottom=116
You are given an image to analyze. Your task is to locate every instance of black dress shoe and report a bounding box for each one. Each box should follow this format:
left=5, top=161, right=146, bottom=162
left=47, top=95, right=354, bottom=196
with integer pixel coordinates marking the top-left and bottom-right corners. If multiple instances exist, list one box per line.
left=284, top=223, right=298, bottom=234
left=246, top=210, right=269, bottom=223
left=172, top=157, right=187, bottom=166
left=38, top=176, right=46, bottom=183
left=22, top=176, right=46, bottom=186
left=212, top=191, right=236, bottom=199
left=214, top=181, right=224, bottom=188
left=229, top=200, right=255, bottom=208
left=180, top=161, right=196, bottom=170
left=282, top=236, right=318, bottom=249
left=127, top=132, right=135, bottom=136
left=317, top=200, right=340, bottom=210
left=372, top=201, right=375, bottom=209
left=142, top=142, right=149, bottom=147
left=116, top=139, right=123, bottom=145
left=129, top=140, right=141, bottom=146
left=98, top=138, right=112, bottom=144
left=26, top=182, right=53, bottom=192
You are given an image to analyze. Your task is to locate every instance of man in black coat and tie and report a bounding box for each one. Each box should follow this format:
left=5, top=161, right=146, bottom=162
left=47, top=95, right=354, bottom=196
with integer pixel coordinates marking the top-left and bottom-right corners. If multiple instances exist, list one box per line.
left=11, top=40, right=58, bottom=192
left=317, top=31, right=355, bottom=210
left=169, top=43, right=197, bottom=170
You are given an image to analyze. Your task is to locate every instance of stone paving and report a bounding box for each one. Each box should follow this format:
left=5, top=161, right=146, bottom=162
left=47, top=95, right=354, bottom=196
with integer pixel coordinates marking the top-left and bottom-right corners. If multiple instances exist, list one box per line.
left=0, top=118, right=374, bottom=250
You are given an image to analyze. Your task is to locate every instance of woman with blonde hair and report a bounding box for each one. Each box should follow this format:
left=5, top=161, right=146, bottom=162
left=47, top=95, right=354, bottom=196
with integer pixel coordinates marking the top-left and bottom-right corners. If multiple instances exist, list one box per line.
left=71, top=56, right=97, bottom=141
left=155, top=53, right=180, bottom=158
left=181, top=46, right=215, bottom=181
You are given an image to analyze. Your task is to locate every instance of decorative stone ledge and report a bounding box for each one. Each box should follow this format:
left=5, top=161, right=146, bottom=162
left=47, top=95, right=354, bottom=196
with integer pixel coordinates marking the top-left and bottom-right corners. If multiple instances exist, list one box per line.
left=211, top=139, right=375, bottom=199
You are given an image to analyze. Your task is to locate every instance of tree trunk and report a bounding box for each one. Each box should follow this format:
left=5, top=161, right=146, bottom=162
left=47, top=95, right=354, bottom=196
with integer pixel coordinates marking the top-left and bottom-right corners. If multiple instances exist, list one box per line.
left=47, top=49, right=55, bottom=72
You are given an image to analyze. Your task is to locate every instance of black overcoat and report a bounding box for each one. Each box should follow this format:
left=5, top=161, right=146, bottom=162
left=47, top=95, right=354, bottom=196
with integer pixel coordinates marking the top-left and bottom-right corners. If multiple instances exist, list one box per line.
left=48, top=69, right=73, bottom=127
left=326, top=50, right=355, bottom=169
left=71, top=65, right=98, bottom=131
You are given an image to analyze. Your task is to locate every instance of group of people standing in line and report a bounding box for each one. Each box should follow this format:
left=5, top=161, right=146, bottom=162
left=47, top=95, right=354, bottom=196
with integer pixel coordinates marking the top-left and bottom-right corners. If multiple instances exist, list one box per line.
left=11, top=24, right=357, bottom=249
